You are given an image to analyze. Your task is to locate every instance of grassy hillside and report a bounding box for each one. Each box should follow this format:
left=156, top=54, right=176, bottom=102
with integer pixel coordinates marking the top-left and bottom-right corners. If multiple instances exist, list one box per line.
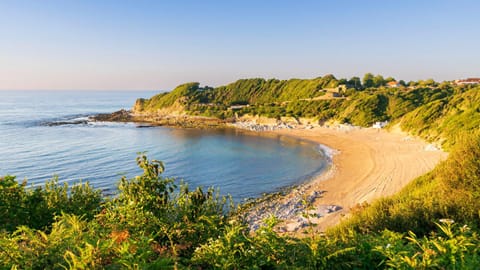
left=399, top=89, right=480, bottom=148
left=209, top=75, right=339, bottom=105
left=133, top=75, right=340, bottom=115
left=135, top=75, right=480, bottom=149
left=134, top=75, right=479, bottom=135
left=134, top=82, right=200, bottom=112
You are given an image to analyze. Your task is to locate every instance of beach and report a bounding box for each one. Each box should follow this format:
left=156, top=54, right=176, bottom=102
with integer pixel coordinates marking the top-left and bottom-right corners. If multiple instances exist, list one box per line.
left=93, top=109, right=449, bottom=232
left=243, top=124, right=448, bottom=232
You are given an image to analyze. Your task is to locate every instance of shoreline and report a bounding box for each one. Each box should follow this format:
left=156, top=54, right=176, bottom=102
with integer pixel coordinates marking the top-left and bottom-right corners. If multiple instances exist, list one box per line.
left=239, top=124, right=448, bottom=233
left=91, top=111, right=448, bottom=232
left=236, top=125, right=448, bottom=234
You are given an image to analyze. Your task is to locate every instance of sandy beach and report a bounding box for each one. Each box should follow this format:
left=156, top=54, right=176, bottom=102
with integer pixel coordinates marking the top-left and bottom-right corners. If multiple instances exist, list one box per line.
left=245, top=125, right=448, bottom=232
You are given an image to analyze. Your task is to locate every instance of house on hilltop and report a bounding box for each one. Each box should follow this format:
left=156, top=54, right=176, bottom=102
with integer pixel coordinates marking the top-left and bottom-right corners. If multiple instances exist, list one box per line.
left=454, top=78, right=480, bottom=85
left=320, top=85, right=346, bottom=97
left=386, top=81, right=401, bottom=88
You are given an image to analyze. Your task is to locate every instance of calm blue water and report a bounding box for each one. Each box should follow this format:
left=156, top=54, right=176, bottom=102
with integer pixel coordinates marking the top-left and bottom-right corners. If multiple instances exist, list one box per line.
left=0, top=90, right=327, bottom=202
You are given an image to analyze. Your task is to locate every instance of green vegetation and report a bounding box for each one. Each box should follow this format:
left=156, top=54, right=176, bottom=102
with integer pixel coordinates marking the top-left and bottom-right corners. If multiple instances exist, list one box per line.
left=134, top=74, right=479, bottom=132
left=399, top=89, right=480, bottom=148
left=134, top=82, right=201, bottom=112
left=2, top=75, right=480, bottom=268
left=0, top=176, right=101, bottom=232
left=209, top=76, right=338, bottom=105
left=0, top=155, right=232, bottom=269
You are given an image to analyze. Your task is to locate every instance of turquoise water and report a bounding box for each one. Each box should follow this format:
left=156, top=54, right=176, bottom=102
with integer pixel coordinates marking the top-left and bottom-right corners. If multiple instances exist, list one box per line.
left=0, top=90, right=327, bottom=202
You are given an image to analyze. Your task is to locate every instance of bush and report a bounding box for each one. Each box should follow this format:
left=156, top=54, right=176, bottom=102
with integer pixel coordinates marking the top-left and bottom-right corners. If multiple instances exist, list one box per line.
left=0, top=176, right=102, bottom=232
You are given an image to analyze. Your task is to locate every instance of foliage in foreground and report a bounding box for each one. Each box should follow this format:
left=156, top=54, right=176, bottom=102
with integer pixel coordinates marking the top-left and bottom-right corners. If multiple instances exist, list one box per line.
left=1, top=146, right=480, bottom=269
left=0, top=175, right=101, bottom=232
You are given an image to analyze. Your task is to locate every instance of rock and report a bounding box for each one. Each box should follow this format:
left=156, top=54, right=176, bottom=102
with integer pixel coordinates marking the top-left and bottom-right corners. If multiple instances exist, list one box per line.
left=306, top=190, right=324, bottom=204
left=424, top=144, right=440, bottom=151
left=326, top=205, right=342, bottom=213
left=44, top=120, right=88, bottom=126
left=91, top=109, right=133, bottom=122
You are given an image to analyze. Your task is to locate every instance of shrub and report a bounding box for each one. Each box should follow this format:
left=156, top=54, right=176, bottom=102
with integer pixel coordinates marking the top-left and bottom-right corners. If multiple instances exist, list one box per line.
left=0, top=176, right=102, bottom=232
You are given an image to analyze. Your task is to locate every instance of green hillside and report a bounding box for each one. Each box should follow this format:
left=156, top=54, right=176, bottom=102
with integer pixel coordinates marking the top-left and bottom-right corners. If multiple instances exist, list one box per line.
left=134, top=75, right=479, bottom=147
left=134, top=82, right=201, bottom=112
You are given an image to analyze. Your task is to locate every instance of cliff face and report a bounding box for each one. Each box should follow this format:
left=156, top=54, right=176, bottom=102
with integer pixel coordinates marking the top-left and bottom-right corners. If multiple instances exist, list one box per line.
left=132, top=99, right=188, bottom=117
left=132, top=82, right=200, bottom=114
left=132, top=98, right=146, bottom=114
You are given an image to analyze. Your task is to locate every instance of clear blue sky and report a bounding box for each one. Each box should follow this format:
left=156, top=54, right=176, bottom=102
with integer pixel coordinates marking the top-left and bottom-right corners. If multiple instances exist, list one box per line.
left=1, top=0, right=479, bottom=90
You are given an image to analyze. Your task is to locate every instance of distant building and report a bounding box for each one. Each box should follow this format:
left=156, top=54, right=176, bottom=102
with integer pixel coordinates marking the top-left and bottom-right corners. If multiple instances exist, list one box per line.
left=386, top=81, right=401, bottom=88
left=454, top=78, right=480, bottom=85
left=372, top=121, right=388, bottom=129
left=229, top=105, right=249, bottom=110
left=320, top=85, right=346, bottom=97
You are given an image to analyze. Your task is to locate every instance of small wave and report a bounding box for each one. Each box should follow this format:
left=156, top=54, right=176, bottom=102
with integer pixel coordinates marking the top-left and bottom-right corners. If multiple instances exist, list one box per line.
left=39, top=114, right=93, bottom=126
left=4, top=113, right=93, bottom=127
left=12, top=113, right=137, bottom=128
left=317, top=144, right=338, bottom=162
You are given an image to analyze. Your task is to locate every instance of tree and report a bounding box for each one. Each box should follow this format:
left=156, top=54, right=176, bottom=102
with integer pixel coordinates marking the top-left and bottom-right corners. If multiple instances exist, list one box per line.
left=348, top=77, right=362, bottom=89
left=385, top=77, right=396, bottom=83
left=338, top=78, right=348, bottom=85
left=415, top=79, right=437, bottom=87
left=408, top=81, right=418, bottom=87
left=373, top=75, right=385, bottom=87
left=363, top=73, right=375, bottom=88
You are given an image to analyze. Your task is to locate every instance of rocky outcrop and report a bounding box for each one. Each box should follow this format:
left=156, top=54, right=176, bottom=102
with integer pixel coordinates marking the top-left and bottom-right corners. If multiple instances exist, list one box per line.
left=132, top=98, right=146, bottom=113
left=44, top=120, right=89, bottom=126
left=91, top=109, right=133, bottom=122
left=242, top=187, right=342, bottom=232
left=135, top=115, right=228, bottom=129
left=92, top=109, right=229, bottom=129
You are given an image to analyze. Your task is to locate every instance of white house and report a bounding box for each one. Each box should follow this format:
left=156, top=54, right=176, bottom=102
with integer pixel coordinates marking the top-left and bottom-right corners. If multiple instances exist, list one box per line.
left=372, top=121, right=388, bottom=129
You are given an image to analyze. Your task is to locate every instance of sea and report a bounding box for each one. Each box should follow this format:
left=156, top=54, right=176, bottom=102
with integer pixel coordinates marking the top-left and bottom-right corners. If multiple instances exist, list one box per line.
left=0, top=90, right=328, bottom=202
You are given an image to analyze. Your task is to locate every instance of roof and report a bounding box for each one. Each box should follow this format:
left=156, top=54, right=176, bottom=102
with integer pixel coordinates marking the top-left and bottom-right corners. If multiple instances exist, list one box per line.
left=455, top=78, right=480, bottom=84
left=386, top=81, right=400, bottom=87
left=460, top=78, right=480, bottom=82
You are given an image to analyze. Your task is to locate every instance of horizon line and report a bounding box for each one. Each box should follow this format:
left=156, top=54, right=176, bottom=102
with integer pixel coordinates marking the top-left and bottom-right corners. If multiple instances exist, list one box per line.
left=1, top=74, right=477, bottom=92
left=0, top=89, right=163, bottom=91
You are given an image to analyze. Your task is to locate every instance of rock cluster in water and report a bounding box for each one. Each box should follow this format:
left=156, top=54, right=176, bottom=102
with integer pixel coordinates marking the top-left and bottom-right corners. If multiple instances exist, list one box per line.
left=91, top=109, right=133, bottom=122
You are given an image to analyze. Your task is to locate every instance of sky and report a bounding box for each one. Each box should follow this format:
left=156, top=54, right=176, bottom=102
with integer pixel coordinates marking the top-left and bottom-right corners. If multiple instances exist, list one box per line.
left=1, top=0, right=479, bottom=90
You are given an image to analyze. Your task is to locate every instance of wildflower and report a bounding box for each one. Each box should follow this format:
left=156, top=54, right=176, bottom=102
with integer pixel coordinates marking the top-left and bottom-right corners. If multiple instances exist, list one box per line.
left=460, top=224, right=470, bottom=232
left=110, top=230, right=130, bottom=243
left=439, top=218, right=454, bottom=224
